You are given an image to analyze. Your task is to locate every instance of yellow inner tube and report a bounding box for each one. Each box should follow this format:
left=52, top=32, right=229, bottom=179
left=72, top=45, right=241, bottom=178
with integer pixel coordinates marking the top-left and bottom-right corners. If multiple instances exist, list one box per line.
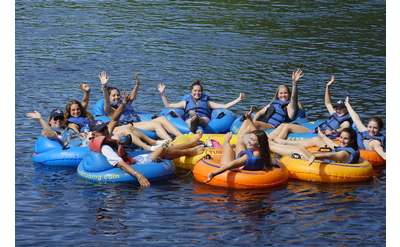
left=279, top=156, right=373, bottom=183
left=172, top=134, right=237, bottom=169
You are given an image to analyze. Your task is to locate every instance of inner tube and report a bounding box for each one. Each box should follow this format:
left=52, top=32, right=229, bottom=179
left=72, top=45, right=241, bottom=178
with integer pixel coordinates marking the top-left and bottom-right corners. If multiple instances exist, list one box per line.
left=193, top=156, right=288, bottom=189
left=32, top=136, right=89, bottom=167
left=161, top=108, right=236, bottom=134
left=77, top=151, right=175, bottom=184
left=360, top=150, right=385, bottom=166
left=279, top=155, right=373, bottom=183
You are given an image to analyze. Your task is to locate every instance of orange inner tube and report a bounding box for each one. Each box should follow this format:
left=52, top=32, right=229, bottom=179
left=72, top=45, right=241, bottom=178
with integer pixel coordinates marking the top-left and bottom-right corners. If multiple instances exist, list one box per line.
left=193, top=157, right=288, bottom=189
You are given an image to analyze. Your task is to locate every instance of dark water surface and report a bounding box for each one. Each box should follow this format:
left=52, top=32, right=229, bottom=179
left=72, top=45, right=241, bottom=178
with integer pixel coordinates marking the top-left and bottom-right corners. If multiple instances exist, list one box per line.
left=16, top=1, right=385, bottom=246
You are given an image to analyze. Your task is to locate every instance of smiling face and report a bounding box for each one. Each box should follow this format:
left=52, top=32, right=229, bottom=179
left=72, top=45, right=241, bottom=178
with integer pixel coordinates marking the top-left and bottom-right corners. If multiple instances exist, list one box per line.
left=69, top=103, right=82, bottom=118
left=243, top=133, right=260, bottom=149
left=367, top=120, right=380, bottom=136
left=49, top=116, right=65, bottom=128
left=335, top=106, right=348, bottom=116
left=338, top=131, right=353, bottom=147
left=276, top=86, right=290, bottom=101
left=191, top=85, right=202, bottom=100
left=109, top=89, right=121, bottom=105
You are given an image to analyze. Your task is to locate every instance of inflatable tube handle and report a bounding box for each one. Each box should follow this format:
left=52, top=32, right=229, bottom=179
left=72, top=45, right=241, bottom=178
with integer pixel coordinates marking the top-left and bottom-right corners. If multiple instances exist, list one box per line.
left=291, top=153, right=301, bottom=159
left=216, top=112, right=225, bottom=119
left=318, top=146, right=333, bottom=152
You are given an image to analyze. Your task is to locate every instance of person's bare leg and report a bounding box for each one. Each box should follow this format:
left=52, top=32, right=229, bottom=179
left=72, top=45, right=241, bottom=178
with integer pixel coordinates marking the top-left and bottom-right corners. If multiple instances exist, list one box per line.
left=221, top=133, right=235, bottom=165
left=152, top=116, right=183, bottom=137
left=133, top=121, right=173, bottom=140
left=369, top=140, right=386, bottom=160
left=269, top=141, right=315, bottom=164
left=273, top=136, right=326, bottom=148
left=170, top=132, right=203, bottom=149
left=131, top=127, right=157, bottom=145
left=161, top=145, right=205, bottom=160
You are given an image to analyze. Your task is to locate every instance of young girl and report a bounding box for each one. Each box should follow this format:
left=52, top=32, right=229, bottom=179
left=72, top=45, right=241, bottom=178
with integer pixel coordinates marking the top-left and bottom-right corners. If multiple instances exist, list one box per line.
left=268, top=75, right=352, bottom=140
left=273, top=127, right=360, bottom=164
left=99, top=71, right=182, bottom=141
left=252, top=68, right=303, bottom=129
left=158, top=80, right=245, bottom=133
left=344, top=96, right=385, bottom=160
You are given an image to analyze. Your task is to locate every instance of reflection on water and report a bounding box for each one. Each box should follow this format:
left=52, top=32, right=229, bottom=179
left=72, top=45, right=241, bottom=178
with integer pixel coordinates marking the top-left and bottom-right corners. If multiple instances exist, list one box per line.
left=16, top=0, right=385, bottom=246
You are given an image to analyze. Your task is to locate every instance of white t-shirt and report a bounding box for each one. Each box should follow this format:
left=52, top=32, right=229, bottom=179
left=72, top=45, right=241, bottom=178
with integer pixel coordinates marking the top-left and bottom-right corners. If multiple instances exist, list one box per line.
left=101, top=145, right=122, bottom=167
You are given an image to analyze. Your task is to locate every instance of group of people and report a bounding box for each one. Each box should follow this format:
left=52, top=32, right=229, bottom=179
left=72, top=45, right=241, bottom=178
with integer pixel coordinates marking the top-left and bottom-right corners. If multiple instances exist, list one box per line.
left=27, top=69, right=386, bottom=187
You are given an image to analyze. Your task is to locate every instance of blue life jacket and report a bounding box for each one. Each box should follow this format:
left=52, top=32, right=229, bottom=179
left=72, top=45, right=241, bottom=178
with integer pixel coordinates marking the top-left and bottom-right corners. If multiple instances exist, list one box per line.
left=49, top=127, right=82, bottom=148
left=265, top=100, right=290, bottom=128
left=318, top=113, right=352, bottom=132
left=237, top=149, right=265, bottom=171
left=183, top=94, right=211, bottom=119
left=67, top=116, right=91, bottom=132
left=334, top=146, right=360, bottom=164
left=357, top=131, right=386, bottom=150
left=112, top=103, right=141, bottom=123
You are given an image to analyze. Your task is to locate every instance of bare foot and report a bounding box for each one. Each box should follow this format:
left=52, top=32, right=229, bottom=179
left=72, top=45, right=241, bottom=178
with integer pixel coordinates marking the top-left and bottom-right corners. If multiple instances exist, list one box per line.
left=189, top=115, right=199, bottom=133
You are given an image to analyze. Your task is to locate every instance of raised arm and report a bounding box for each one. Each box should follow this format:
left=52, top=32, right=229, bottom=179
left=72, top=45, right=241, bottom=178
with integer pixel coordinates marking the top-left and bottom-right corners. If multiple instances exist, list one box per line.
left=80, top=83, right=90, bottom=110
left=287, top=68, right=303, bottom=119
left=26, top=111, right=57, bottom=138
left=99, top=71, right=110, bottom=114
left=208, top=93, right=245, bottom=109
left=253, top=104, right=270, bottom=121
left=107, top=93, right=129, bottom=133
left=129, top=73, right=140, bottom=102
left=324, top=75, right=336, bottom=114
left=344, top=96, right=367, bottom=132
left=158, top=82, right=186, bottom=108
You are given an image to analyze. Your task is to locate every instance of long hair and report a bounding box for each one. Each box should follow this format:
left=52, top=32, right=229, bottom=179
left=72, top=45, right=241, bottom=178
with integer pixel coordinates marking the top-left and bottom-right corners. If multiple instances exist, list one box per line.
left=273, top=85, right=291, bottom=101
left=252, top=129, right=273, bottom=169
left=64, top=99, right=93, bottom=120
left=340, top=127, right=358, bottom=150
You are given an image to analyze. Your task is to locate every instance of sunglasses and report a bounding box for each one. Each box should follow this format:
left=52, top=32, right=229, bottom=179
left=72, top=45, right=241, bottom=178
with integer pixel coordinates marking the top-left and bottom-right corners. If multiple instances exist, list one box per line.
left=53, top=116, right=65, bottom=121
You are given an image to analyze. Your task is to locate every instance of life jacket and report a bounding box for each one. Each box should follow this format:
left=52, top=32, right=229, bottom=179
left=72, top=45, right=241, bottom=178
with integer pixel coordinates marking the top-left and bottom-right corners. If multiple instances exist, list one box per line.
left=111, top=101, right=141, bottom=123
left=318, top=113, right=352, bottom=132
left=357, top=131, right=386, bottom=150
left=67, top=116, right=91, bottom=132
left=237, top=149, right=265, bottom=171
left=183, top=94, right=211, bottom=119
left=89, top=136, right=134, bottom=164
left=60, top=127, right=82, bottom=147
left=263, top=100, right=290, bottom=128
left=334, top=146, right=360, bottom=164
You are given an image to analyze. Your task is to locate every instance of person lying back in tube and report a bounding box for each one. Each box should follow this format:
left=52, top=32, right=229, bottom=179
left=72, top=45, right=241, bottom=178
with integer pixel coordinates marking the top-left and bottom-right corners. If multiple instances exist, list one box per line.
left=26, top=108, right=87, bottom=148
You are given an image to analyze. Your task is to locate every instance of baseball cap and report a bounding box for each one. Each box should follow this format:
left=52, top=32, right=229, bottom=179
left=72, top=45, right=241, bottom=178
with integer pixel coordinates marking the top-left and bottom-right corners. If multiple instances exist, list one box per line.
left=89, top=120, right=108, bottom=132
left=50, top=109, right=64, bottom=119
left=334, top=100, right=346, bottom=109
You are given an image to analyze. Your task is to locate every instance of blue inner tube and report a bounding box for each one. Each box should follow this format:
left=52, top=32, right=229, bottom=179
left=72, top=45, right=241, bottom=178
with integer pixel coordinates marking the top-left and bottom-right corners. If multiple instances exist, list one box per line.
left=77, top=151, right=175, bottom=184
left=32, top=136, right=89, bottom=167
left=160, top=108, right=236, bottom=134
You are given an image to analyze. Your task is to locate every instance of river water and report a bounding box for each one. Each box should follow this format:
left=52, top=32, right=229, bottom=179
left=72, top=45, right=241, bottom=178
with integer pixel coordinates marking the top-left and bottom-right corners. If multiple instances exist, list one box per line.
left=16, top=1, right=385, bottom=246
